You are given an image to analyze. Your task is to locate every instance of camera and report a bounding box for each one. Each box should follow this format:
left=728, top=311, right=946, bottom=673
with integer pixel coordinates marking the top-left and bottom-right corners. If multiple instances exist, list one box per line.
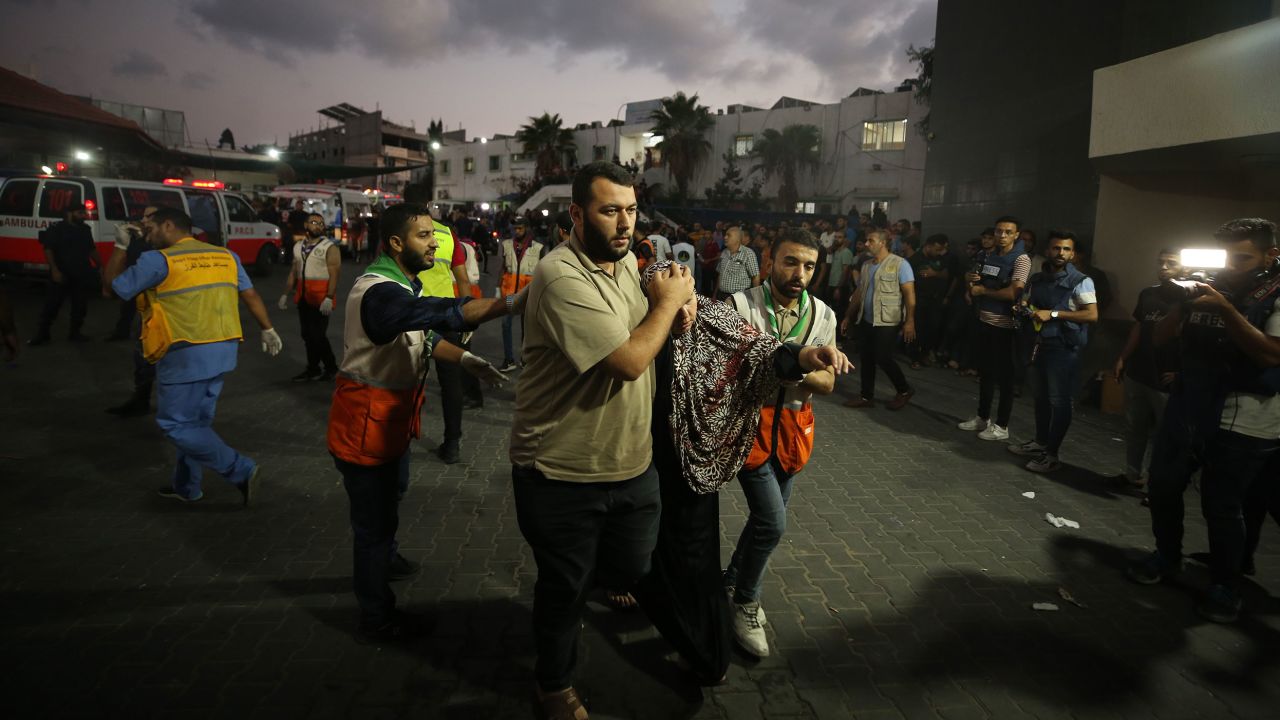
left=1158, top=248, right=1226, bottom=303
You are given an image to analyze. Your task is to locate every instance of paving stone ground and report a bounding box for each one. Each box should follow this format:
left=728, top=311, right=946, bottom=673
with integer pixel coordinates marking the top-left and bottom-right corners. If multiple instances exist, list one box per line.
left=1, top=256, right=1278, bottom=720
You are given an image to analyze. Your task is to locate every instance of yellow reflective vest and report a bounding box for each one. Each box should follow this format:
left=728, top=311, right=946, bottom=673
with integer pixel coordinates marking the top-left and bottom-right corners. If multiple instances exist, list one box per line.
left=139, top=238, right=243, bottom=363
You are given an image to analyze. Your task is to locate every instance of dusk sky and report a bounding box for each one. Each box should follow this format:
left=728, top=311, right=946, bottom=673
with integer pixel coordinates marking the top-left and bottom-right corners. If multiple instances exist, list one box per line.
left=3, top=0, right=936, bottom=148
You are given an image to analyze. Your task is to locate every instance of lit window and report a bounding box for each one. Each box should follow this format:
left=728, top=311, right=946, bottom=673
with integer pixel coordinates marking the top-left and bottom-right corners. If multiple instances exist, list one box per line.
left=794, top=202, right=816, bottom=214
left=734, top=134, right=754, bottom=157
left=862, top=119, right=907, bottom=150
left=439, top=160, right=450, bottom=175
left=464, top=157, right=476, bottom=173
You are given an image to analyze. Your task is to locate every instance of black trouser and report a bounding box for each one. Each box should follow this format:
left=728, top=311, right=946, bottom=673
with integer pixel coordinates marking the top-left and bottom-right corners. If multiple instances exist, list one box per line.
left=37, top=275, right=93, bottom=337
left=939, top=300, right=973, bottom=366
left=514, top=463, right=661, bottom=691
left=333, top=453, right=409, bottom=628
left=112, top=298, right=136, bottom=338
left=857, top=321, right=911, bottom=400
left=1243, top=451, right=1280, bottom=568
left=434, top=330, right=465, bottom=447
left=1147, top=402, right=1279, bottom=590
left=911, top=296, right=945, bottom=361
left=975, top=322, right=1017, bottom=426
left=297, top=302, right=336, bottom=373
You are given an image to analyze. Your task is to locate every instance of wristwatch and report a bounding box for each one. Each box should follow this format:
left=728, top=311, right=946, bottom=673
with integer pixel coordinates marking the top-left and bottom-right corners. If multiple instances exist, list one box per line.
left=1050, top=310, right=1060, bottom=319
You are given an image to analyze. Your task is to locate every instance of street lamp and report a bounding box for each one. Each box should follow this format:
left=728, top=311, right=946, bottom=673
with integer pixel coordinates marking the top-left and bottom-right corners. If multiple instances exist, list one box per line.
left=267, top=148, right=281, bottom=160
left=431, top=141, right=441, bottom=151
left=74, top=150, right=90, bottom=161
left=480, top=137, right=488, bottom=144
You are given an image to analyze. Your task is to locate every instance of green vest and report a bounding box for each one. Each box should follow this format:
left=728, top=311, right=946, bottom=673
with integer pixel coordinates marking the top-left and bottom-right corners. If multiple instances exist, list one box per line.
left=417, top=225, right=457, bottom=298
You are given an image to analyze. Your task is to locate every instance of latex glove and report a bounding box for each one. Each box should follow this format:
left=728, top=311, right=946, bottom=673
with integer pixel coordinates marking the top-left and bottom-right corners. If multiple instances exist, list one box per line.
left=460, top=351, right=509, bottom=387
left=277, top=294, right=289, bottom=311
left=319, top=297, right=334, bottom=316
left=261, top=327, right=283, bottom=356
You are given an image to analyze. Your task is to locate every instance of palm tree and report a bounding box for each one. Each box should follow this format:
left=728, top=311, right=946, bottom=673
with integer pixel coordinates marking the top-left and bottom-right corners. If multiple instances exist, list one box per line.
left=648, top=92, right=714, bottom=203
left=516, top=113, right=575, bottom=182
left=751, top=124, right=822, bottom=212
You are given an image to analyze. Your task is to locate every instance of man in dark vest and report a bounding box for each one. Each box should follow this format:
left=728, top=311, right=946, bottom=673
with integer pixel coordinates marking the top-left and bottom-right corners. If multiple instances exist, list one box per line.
left=1127, top=218, right=1280, bottom=624
left=1007, top=231, right=1098, bottom=472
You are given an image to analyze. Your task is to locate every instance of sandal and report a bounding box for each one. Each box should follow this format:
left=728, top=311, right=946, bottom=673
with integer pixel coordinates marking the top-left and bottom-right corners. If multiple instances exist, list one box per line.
left=604, top=590, right=638, bottom=611
left=536, top=686, right=589, bottom=720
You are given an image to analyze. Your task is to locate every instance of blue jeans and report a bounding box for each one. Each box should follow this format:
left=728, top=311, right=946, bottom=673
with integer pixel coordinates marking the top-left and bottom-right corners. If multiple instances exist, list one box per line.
left=1031, top=341, right=1079, bottom=456
left=334, top=452, right=410, bottom=628
left=725, top=458, right=795, bottom=604
left=155, top=375, right=255, bottom=500
left=501, top=314, right=520, bottom=364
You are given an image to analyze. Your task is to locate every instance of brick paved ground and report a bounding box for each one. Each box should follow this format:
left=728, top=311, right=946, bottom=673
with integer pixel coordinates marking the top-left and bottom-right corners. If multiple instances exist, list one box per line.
left=2, top=257, right=1278, bottom=719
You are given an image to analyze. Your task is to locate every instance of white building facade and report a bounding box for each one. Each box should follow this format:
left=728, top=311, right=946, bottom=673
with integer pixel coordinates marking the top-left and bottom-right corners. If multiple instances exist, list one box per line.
left=427, top=88, right=928, bottom=220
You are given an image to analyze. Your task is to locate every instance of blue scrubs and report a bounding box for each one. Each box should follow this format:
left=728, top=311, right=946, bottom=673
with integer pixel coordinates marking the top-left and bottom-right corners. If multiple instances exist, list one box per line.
left=113, top=247, right=257, bottom=500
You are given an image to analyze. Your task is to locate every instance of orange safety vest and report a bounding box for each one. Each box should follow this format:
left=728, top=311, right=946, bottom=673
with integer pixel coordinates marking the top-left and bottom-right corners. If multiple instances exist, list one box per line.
left=293, top=238, right=336, bottom=306
left=634, top=236, right=654, bottom=270
left=500, top=237, right=543, bottom=297
left=327, top=260, right=434, bottom=466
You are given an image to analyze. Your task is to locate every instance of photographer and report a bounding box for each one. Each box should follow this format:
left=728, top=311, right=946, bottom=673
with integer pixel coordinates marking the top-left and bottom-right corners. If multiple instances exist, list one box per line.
left=1007, top=231, right=1098, bottom=472
left=1128, top=218, right=1280, bottom=624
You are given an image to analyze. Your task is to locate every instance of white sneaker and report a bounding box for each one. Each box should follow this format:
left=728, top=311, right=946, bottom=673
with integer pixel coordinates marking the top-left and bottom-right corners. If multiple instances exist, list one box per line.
left=732, top=601, right=770, bottom=657
left=977, top=424, right=1009, bottom=441
left=957, top=415, right=989, bottom=431
left=724, top=587, right=766, bottom=625
left=1008, top=439, right=1046, bottom=457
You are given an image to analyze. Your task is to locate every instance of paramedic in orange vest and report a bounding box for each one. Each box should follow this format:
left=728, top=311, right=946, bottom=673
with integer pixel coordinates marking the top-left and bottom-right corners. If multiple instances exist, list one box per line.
left=722, top=228, right=838, bottom=658
left=278, top=213, right=341, bottom=382
left=326, top=202, right=511, bottom=643
left=499, top=216, right=543, bottom=371
left=111, top=207, right=283, bottom=506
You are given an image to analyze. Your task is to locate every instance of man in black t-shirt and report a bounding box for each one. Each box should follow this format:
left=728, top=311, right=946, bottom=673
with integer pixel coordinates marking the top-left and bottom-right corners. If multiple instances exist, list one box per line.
left=1111, top=249, right=1182, bottom=489
left=30, top=204, right=99, bottom=345
left=908, top=234, right=951, bottom=366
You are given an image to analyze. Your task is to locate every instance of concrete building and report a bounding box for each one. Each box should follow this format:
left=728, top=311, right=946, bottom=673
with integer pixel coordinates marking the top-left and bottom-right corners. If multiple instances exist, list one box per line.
left=1090, top=16, right=1280, bottom=314
left=922, top=0, right=1278, bottom=317
left=287, top=104, right=438, bottom=193
left=427, top=88, right=928, bottom=220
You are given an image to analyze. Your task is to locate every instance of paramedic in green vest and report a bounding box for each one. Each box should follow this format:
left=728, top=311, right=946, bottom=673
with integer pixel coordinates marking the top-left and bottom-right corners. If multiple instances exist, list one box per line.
left=417, top=217, right=474, bottom=465
left=111, top=207, right=283, bottom=505
left=841, top=229, right=917, bottom=411
left=327, top=202, right=511, bottom=642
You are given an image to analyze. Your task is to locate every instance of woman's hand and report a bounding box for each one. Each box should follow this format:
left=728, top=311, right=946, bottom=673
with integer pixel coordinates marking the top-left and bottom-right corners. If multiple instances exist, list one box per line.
left=799, top=345, right=853, bottom=375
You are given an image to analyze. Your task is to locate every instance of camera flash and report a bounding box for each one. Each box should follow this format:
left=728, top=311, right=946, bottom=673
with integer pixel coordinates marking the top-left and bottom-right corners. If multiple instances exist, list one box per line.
left=1180, top=248, right=1227, bottom=269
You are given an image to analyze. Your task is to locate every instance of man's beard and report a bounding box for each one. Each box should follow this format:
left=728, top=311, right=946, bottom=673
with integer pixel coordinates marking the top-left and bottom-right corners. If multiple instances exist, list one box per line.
left=771, top=271, right=805, bottom=300
left=403, top=246, right=434, bottom=274
left=582, top=217, right=628, bottom=262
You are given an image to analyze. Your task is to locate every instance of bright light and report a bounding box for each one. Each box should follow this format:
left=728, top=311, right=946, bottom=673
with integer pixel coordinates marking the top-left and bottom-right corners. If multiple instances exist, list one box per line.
left=267, top=148, right=281, bottom=160
left=541, top=209, right=550, bottom=217
left=40, top=165, right=53, bottom=175
left=431, top=141, right=441, bottom=150
left=480, top=202, right=491, bottom=211
left=480, top=137, right=488, bottom=144
left=74, top=150, right=90, bottom=161
left=642, top=132, right=654, bottom=138
left=1181, top=248, right=1227, bottom=269
left=163, top=178, right=184, bottom=186
left=645, top=134, right=664, bottom=148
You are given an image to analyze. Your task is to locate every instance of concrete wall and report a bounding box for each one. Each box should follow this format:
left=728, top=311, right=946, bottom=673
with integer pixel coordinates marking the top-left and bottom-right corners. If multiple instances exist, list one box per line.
left=1091, top=18, right=1280, bottom=158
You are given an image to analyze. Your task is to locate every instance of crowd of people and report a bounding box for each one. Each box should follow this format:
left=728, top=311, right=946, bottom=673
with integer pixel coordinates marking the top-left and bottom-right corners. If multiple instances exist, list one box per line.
left=9, top=157, right=1279, bottom=720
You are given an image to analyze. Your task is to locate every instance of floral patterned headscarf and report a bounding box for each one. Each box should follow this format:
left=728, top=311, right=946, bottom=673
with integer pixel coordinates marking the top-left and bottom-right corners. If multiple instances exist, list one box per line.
left=641, top=261, right=784, bottom=493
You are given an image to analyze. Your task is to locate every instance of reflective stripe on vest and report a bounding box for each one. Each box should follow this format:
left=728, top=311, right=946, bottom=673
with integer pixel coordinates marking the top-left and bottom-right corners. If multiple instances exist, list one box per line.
left=418, top=225, right=457, bottom=298
left=327, top=273, right=432, bottom=466
left=294, top=238, right=335, bottom=306
left=139, top=239, right=242, bottom=363
left=500, top=238, right=543, bottom=296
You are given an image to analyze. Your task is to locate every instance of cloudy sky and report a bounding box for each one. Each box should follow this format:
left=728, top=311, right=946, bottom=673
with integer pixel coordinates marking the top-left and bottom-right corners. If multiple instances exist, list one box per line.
left=2, top=0, right=936, bottom=148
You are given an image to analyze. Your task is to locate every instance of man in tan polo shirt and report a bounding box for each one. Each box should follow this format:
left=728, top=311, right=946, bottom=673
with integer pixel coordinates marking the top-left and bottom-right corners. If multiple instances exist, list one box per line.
left=511, top=161, right=694, bottom=719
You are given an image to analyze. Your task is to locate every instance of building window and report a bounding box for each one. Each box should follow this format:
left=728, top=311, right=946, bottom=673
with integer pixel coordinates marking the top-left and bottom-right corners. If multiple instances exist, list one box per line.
left=510, top=152, right=532, bottom=163
left=592, top=145, right=607, bottom=161
left=734, top=134, right=754, bottom=157
left=464, top=157, right=475, bottom=173
left=488, top=155, right=501, bottom=172
left=862, top=120, right=907, bottom=150
left=794, top=201, right=816, bottom=214
left=439, top=160, right=450, bottom=175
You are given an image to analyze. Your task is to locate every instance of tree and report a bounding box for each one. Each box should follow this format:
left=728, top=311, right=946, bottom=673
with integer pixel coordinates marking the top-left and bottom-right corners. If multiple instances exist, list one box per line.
left=705, top=150, right=746, bottom=206
left=217, top=128, right=236, bottom=150
left=649, top=92, right=714, bottom=204
left=516, top=113, right=575, bottom=182
left=427, top=118, right=444, bottom=142
left=750, top=124, right=822, bottom=212
left=907, top=43, right=933, bottom=140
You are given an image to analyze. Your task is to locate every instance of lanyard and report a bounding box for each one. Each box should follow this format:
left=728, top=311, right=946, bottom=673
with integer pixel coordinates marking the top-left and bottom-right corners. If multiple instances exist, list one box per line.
left=762, top=285, right=810, bottom=342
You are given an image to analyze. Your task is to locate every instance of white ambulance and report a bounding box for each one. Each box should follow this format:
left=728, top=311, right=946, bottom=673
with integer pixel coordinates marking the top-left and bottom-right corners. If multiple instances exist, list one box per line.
left=0, top=174, right=283, bottom=275
left=269, top=184, right=380, bottom=257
